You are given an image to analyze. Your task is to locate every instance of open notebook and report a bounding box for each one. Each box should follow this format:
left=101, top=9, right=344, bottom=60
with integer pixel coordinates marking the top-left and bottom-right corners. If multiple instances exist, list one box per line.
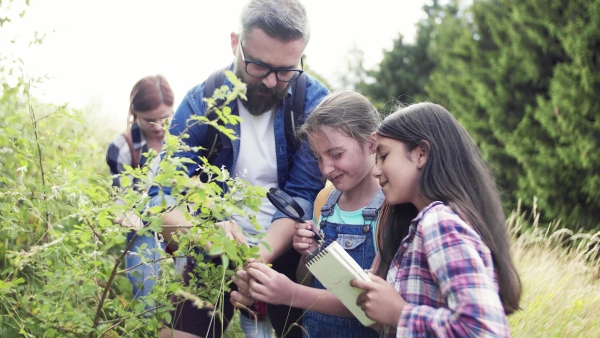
left=306, top=241, right=376, bottom=326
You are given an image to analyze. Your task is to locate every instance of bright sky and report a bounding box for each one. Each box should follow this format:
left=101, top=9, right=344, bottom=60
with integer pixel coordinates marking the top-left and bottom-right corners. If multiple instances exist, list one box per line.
left=2, top=0, right=429, bottom=128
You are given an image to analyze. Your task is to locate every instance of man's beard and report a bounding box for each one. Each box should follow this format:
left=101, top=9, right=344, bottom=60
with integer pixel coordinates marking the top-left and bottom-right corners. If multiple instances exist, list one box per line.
left=235, top=67, right=290, bottom=116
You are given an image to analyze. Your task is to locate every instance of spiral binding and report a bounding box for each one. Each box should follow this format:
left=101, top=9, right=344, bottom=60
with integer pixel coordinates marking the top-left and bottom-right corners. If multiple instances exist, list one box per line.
left=306, top=238, right=334, bottom=266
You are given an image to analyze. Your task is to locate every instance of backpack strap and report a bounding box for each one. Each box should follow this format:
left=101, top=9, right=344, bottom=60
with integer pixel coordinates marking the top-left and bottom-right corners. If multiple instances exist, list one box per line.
left=284, top=73, right=307, bottom=155
left=204, top=67, right=227, bottom=98
left=122, top=129, right=140, bottom=169
left=318, top=186, right=343, bottom=221
left=313, top=184, right=335, bottom=222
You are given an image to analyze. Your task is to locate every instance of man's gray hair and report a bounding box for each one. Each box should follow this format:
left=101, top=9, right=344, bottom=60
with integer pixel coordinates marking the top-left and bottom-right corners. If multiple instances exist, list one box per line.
left=239, top=0, right=310, bottom=44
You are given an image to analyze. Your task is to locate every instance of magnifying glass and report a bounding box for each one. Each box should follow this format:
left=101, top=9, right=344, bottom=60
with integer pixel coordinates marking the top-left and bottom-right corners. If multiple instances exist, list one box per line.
left=266, top=187, right=323, bottom=242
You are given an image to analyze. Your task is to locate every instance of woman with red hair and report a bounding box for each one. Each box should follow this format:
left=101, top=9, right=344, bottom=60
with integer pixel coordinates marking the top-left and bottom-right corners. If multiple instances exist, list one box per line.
left=106, top=74, right=174, bottom=299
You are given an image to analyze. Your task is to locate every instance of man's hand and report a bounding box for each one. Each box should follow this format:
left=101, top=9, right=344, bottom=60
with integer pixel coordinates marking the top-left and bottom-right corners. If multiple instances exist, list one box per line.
left=115, top=211, right=144, bottom=230
left=351, top=273, right=407, bottom=327
left=215, top=220, right=247, bottom=245
left=161, top=210, right=247, bottom=252
left=230, top=268, right=256, bottom=307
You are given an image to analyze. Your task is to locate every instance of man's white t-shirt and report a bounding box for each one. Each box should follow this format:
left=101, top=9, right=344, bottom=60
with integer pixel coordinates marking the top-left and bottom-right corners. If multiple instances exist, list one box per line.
left=231, top=99, right=278, bottom=245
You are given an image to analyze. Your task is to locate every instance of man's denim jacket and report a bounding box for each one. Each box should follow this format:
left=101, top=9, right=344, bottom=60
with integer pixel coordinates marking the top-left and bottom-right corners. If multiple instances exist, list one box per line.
left=148, top=63, right=329, bottom=222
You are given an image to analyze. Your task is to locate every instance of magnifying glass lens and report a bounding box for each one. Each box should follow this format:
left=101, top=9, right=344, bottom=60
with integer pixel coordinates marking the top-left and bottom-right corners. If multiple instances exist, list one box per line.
left=266, top=187, right=322, bottom=242
left=270, top=194, right=302, bottom=219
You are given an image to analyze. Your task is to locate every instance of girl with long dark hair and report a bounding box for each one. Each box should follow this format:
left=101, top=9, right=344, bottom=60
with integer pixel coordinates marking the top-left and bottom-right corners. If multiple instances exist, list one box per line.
left=352, top=102, right=521, bottom=336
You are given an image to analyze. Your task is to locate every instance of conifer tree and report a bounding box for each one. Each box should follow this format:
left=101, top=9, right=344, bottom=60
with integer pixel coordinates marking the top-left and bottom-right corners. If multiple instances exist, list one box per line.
left=426, top=0, right=600, bottom=230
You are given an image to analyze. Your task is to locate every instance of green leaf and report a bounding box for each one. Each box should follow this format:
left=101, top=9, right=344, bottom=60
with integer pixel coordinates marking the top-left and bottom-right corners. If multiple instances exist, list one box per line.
left=221, top=254, right=229, bottom=270
left=208, top=245, right=224, bottom=256
left=43, top=328, right=57, bottom=337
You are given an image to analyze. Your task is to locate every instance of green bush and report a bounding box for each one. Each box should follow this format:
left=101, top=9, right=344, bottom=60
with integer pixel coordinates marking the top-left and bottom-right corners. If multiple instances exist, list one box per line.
left=360, top=0, right=600, bottom=232
left=425, top=0, right=600, bottom=231
left=0, top=70, right=263, bottom=337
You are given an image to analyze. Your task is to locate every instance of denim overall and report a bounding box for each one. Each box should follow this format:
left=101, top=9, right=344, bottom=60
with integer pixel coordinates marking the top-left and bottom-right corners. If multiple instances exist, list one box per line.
left=302, top=188, right=384, bottom=338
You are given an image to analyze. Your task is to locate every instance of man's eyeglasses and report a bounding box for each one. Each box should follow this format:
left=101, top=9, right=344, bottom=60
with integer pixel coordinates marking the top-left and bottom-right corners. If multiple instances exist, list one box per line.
left=239, top=42, right=304, bottom=82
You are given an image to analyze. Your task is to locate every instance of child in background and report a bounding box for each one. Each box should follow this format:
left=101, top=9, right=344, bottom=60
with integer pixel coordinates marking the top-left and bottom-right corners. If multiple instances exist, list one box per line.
left=232, top=90, right=383, bottom=337
left=351, top=102, right=522, bottom=336
left=105, top=74, right=174, bottom=299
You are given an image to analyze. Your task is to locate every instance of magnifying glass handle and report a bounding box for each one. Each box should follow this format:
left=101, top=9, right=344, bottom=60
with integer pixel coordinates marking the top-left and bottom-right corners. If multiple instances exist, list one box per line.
left=312, top=230, right=323, bottom=242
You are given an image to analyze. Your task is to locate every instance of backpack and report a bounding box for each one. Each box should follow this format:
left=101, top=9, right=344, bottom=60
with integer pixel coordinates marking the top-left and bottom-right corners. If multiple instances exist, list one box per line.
left=313, top=183, right=334, bottom=222
left=202, top=67, right=307, bottom=164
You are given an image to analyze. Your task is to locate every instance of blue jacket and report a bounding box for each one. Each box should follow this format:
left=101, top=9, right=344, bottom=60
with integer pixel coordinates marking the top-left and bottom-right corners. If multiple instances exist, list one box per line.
left=148, top=64, right=329, bottom=221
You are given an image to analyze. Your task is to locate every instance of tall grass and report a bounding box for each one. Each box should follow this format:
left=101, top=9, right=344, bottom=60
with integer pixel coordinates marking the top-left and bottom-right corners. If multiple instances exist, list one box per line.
left=508, top=199, right=600, bottom=338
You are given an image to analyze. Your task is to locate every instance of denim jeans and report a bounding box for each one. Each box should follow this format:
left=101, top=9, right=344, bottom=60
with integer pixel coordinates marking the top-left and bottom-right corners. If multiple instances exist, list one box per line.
left=239, top=313, right=274, bottom=338
left=125, top=195, right=174, bottom=299
left=125, top=230, right=165, bottom=298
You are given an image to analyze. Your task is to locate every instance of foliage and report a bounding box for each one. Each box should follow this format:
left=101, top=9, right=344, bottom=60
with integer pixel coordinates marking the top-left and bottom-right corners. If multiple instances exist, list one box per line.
left=421, top=0, right=527, bottom=213
left=425, top=0, right=600, bottom=231
left=360, top=0, right=600, bottom=232
left=507, top=200, right=600, bottom=337
left=0, top=54, right=263, bottom=336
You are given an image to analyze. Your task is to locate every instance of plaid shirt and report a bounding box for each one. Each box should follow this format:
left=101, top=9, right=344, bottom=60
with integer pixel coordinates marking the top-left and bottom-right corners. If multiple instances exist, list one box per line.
left=383, top=201, right=510, bottom=338
left=105, top=121, right=152, bottom=189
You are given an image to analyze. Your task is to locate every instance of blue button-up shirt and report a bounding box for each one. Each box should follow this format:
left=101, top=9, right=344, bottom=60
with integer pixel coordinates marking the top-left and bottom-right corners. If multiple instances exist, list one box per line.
left=148, top=63, right=329, bottom=221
